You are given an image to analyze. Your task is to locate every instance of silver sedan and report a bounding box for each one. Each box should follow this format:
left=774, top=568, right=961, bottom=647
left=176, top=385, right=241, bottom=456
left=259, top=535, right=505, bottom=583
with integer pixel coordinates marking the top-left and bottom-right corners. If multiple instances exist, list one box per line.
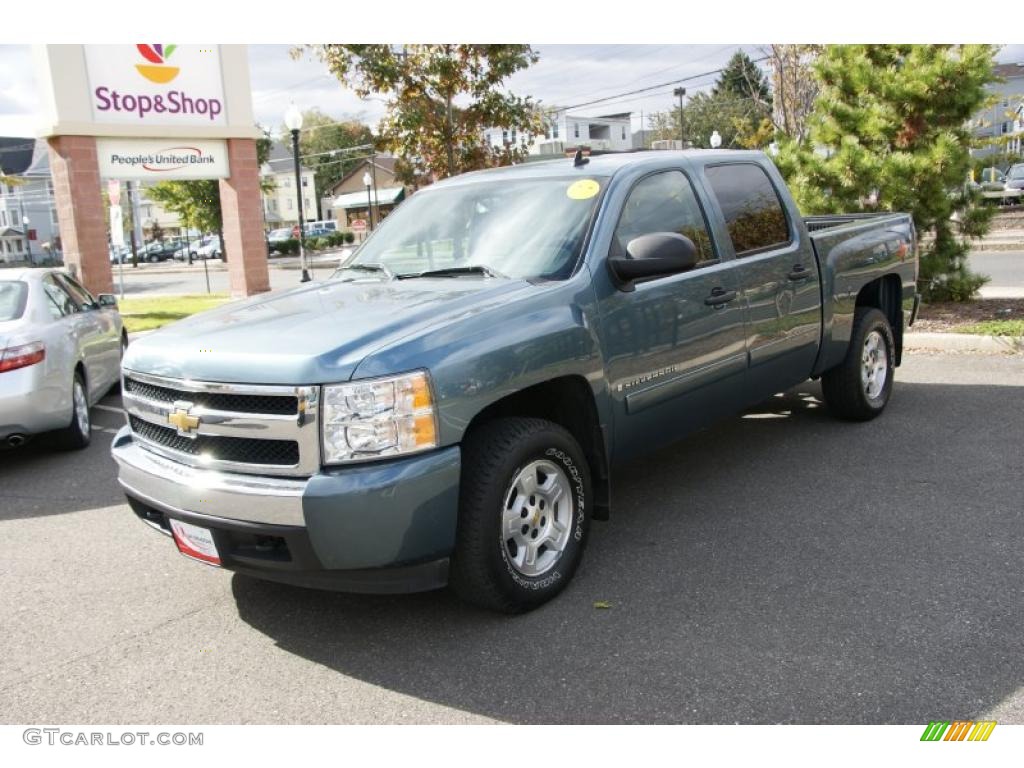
left=1, top=268, right=125, bottom=450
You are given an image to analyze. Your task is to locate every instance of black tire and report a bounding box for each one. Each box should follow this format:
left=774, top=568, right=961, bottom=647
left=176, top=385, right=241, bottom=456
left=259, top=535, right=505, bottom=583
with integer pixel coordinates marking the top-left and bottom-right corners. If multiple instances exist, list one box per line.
left=53, top=370, right=91, bottom=450
left=450, top=417, right=591, bottom=613
left=821, top=307, right=895, bottom=421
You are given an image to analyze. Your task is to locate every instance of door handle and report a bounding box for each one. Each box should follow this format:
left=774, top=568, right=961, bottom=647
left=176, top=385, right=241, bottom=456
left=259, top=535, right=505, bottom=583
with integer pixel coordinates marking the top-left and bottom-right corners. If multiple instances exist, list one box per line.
left=704, top=287, right=737, bottom=307
left=788, top=265, right=811, bottom=281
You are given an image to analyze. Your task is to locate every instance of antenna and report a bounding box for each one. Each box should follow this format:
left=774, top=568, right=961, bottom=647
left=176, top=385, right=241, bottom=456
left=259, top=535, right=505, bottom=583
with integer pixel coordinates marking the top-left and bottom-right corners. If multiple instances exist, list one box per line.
left=573, top=149, right=589, bottom=167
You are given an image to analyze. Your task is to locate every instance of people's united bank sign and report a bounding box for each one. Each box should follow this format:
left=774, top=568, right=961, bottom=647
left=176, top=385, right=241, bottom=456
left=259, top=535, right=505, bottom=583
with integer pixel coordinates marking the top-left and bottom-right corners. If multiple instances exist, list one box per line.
left=96, top=137, right=230, bottom=180
left=85, top=44, right=227, bottom=127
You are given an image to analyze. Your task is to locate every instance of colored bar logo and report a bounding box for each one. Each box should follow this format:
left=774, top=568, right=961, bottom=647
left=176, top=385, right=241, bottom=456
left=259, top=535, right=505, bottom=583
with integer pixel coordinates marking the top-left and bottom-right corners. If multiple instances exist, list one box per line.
left=920, top=720, right=996, bottom=741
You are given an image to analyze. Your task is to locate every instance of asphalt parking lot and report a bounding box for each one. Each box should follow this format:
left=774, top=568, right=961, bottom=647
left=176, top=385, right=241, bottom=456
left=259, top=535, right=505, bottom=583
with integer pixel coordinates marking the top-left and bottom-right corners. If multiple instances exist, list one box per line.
left=1, top=352, right=1021, bottom=725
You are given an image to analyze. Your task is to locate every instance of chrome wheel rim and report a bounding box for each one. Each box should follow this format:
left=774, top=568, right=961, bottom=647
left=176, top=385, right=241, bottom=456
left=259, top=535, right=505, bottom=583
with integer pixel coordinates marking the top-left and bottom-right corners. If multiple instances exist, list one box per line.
left=502, top=459, right=573, bottom=578
left=861, top=330, right=888, bottom=401
left=73, top=379, right=90, bottom=434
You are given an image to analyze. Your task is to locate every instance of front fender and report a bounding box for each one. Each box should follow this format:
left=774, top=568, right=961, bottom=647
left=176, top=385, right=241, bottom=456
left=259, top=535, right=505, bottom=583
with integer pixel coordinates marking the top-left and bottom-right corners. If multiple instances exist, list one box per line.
left=352, top=278, right=608, bottom=446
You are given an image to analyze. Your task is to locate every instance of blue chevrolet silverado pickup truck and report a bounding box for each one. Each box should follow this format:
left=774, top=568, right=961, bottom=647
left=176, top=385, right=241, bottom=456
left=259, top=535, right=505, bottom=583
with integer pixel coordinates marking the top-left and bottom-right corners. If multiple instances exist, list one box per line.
left=112, top=150, right=919, bottom=612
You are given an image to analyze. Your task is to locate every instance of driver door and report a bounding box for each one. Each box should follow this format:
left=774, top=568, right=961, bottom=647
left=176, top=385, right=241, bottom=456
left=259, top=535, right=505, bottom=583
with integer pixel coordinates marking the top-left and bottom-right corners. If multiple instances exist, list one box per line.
left=597, top=169, right=748, bottom=461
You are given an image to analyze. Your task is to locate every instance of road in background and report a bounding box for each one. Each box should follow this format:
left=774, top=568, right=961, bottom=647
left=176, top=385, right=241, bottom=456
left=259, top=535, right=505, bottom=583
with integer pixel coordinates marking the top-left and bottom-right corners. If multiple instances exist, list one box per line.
left=1, top=353, right=1021, bottom=724
left=109, top=250, right=1024, bottom=298
left=969, top=250, right=1024, bottom=298
left=112, top=253, right=345, bottom=295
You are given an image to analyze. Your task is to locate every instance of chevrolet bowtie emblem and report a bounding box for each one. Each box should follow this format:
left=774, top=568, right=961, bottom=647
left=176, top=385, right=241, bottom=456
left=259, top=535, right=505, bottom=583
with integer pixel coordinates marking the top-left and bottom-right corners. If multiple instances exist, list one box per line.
left=167, top=401, right=201, bottom=437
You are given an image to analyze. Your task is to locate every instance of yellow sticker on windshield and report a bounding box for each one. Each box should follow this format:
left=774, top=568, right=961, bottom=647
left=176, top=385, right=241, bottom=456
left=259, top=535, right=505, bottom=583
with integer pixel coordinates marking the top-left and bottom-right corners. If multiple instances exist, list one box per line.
left=567, top=179, right=600, bottom=200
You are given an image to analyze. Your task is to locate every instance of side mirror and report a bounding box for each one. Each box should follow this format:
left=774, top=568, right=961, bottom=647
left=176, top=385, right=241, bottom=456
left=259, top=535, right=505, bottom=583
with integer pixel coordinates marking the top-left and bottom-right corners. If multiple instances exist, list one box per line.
left=608, top=232, right=699, bottom=290
left=97, top=293, right=118, bottom=309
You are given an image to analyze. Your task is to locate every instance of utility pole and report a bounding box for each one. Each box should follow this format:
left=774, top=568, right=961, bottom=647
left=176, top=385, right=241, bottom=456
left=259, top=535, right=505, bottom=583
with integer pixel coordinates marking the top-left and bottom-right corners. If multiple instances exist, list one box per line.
left=673, top=87, right=686, bottom=149
left=126, top=181, right=144, bottom=268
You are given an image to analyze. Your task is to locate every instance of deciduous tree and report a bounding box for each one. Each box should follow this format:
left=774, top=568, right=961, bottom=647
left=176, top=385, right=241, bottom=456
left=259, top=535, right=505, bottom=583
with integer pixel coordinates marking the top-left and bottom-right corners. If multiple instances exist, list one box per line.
left=300, top=45, right=544, bottom=186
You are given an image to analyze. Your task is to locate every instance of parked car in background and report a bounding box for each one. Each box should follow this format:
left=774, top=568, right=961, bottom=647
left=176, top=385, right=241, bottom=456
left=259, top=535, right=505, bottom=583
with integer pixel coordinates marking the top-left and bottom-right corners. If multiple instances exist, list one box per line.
left=968, top=166, right=1024, bottom=204
left=1, top=268, right=125, bottom=450
left=267, top=228, right=293, bottom=254
left=195, top=237, right=222, bottom=260
left=110, top=246, right=131, bottom=264
left=140, top=242, right=179, bottom=263
left=1005, top=164, right=1024, bottom=198
left=173, top=240, right=203, bottom=261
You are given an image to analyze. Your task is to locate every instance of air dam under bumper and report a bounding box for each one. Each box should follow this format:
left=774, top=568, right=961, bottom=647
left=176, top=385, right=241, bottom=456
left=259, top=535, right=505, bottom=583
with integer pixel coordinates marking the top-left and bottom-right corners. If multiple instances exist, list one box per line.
left=111, top=426, right=461, bottom=593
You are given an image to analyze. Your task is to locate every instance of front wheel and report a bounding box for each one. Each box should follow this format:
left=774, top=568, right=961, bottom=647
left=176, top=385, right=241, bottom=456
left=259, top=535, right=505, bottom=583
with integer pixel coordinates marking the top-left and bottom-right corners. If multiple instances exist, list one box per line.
left=451, top=417, right=591, bottom=613
left=821, top=307, right=895, bottom=421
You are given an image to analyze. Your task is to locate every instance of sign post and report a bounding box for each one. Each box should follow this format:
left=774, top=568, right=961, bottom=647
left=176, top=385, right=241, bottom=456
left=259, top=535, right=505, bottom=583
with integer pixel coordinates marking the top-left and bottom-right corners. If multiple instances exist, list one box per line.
left=107, top=180, right=125, bottom=297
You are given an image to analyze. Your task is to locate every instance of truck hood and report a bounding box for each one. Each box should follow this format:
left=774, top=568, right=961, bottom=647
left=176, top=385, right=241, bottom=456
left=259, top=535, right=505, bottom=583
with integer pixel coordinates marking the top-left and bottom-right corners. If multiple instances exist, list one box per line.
left=123, top=276, right=535, bottom=384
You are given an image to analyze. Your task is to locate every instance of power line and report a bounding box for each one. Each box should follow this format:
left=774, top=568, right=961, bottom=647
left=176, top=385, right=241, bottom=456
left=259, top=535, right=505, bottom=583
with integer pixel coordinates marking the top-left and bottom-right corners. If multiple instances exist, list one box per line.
left=547, top=56, right=770, bottom=115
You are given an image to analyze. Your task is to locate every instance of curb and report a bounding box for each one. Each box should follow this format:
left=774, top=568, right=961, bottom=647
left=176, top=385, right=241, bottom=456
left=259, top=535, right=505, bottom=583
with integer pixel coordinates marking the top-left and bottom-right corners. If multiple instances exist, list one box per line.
left=970, top=242, right=1024, bottom=252
left=905, top=332, right=1023, bottom=353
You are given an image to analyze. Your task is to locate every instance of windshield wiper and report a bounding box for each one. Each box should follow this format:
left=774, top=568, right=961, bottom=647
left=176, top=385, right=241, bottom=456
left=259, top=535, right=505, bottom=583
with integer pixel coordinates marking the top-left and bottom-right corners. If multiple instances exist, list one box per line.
left=396, top=265, right=507, bottom=280
left=336, top=262, right=393, bottom=280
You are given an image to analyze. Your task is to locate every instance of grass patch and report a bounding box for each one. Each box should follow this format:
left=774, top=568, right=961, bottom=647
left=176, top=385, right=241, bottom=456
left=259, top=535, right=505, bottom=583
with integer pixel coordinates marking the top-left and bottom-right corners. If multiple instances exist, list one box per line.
left=119, top=293, right=232, bottom=333
left=955, top=319, right=1024, bottom=337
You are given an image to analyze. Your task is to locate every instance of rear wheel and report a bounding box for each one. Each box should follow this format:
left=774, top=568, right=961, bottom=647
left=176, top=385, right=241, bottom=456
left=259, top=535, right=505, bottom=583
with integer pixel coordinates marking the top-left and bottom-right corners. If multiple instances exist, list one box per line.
left=53, top=371, right=91, bottom=450
left=451, top=417, right=591, bottom=613
left=821, top=307, right=895, bottom=421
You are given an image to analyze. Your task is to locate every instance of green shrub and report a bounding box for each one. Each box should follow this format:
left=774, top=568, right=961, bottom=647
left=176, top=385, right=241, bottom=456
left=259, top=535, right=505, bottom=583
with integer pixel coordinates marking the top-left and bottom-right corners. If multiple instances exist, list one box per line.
left=343, top=230, right=355, bottom=244
left=311, top=237, right=329, bottom=251
left=326, top=231, right=346, bottom=247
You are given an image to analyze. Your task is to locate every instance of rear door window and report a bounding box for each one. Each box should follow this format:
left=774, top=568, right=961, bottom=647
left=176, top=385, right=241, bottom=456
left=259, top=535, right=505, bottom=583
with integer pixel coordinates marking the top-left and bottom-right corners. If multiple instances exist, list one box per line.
left=705, top=164, right=791, bottom=255
left=0, top=281, right=27, bottom=321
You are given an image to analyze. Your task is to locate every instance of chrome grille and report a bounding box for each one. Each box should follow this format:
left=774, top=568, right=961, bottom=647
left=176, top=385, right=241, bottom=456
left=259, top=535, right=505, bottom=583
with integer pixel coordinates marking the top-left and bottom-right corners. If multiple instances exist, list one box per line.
left=129, top=416, right=300, bottom=466
left=124, top=378, right=297, bottom=415
left=122, top=370, right=320, bottom=477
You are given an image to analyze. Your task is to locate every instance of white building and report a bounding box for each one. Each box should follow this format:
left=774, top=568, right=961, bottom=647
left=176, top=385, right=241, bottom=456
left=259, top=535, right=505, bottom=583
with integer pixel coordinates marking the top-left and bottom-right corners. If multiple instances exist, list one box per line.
left=970, top=62, right=1024, bottom=158
left=0, top=138, right=60, bottom=264
left=261, top=141, right=317, bottom=228
left=484, top=110, right=633, bottom=157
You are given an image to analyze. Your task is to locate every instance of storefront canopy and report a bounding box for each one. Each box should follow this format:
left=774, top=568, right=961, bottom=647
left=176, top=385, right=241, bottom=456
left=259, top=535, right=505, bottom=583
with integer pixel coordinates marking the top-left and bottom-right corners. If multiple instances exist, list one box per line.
left=333, top=186, right=406, bottom=210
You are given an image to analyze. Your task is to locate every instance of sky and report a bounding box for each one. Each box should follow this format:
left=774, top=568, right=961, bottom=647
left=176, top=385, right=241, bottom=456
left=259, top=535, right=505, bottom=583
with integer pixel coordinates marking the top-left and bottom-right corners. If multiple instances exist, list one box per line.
left=3, top=43, right=1024, bottom=139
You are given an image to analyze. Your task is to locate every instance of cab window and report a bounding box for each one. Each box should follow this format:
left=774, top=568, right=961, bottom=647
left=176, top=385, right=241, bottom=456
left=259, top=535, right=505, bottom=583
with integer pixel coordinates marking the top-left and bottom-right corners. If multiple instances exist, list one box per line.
left=705, top=163, right=790, bottom=255
left=611, top=170, right=715, bottom=265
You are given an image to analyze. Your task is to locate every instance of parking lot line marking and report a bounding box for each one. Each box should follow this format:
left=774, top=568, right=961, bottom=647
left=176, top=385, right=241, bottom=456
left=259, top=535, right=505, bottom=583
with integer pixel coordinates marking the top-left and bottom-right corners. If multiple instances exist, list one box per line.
left=90, top=426, right=121, bottom=434
left=94, top=404, right=124, bottom=414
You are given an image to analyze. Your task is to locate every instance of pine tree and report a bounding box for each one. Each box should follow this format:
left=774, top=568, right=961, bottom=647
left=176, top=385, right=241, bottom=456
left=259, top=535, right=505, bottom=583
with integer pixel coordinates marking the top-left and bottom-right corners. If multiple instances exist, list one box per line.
left=776, top=45, right=997, bottom=302
left=714, top=50, right=772, bottom=107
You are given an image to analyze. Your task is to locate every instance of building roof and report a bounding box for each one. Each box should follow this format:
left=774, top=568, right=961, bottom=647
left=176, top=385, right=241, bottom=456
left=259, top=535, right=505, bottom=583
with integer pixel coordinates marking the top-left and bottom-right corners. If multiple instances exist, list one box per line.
left=332, top=186, right=405, bottom=209
left=0, top=226, right=25, bottom=237
left=263, top=140, right=313, bottom=175
left=327, top=156, right=399, bottom=195
left=994, top=63, right=1024, bottom=80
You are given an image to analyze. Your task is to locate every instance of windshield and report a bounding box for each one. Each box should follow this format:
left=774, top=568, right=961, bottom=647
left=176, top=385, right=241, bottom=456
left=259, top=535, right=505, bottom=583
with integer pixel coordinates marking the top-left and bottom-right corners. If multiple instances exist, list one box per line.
left=1008, top=166, right=1024, bottom=180
left=0, top=281, right=28, bottom=321
left=337, top=176, right=606, bottom=281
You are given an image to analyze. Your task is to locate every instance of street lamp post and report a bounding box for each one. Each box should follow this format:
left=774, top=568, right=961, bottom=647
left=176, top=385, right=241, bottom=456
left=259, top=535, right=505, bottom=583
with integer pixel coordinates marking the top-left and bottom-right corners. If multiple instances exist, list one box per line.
left=22, top=216, right=32, bottom=265
left=284, top=103, right=311, bottom=283
left=673, top=87, right=686, bottom=149
left=363, top=171, right=374, bottom=232
left=710, top=130, right=722, bottom=149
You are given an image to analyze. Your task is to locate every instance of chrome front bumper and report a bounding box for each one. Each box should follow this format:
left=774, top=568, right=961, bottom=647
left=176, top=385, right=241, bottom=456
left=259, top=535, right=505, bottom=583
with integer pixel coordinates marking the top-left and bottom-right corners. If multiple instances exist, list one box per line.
left=111, top=426, right=308, bottom=526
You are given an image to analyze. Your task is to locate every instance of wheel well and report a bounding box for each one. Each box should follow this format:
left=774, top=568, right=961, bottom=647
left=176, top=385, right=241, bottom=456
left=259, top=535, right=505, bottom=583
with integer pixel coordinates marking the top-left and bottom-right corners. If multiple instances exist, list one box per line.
left=464, top=376, right=611, bottom=520
left=855, top=274, right=903, bottom=366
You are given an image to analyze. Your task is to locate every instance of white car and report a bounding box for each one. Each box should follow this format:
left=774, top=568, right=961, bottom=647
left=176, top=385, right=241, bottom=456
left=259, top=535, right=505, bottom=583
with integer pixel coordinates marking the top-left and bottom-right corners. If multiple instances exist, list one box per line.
left=195, top=237, right=222, bottom=260
left=0, top=268, right=125, bottom=450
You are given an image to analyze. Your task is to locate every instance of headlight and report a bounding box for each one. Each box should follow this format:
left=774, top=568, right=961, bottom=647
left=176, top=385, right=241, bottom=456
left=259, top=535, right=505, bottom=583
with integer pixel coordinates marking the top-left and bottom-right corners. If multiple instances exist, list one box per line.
left=322, top=370, right=438, bottom=464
